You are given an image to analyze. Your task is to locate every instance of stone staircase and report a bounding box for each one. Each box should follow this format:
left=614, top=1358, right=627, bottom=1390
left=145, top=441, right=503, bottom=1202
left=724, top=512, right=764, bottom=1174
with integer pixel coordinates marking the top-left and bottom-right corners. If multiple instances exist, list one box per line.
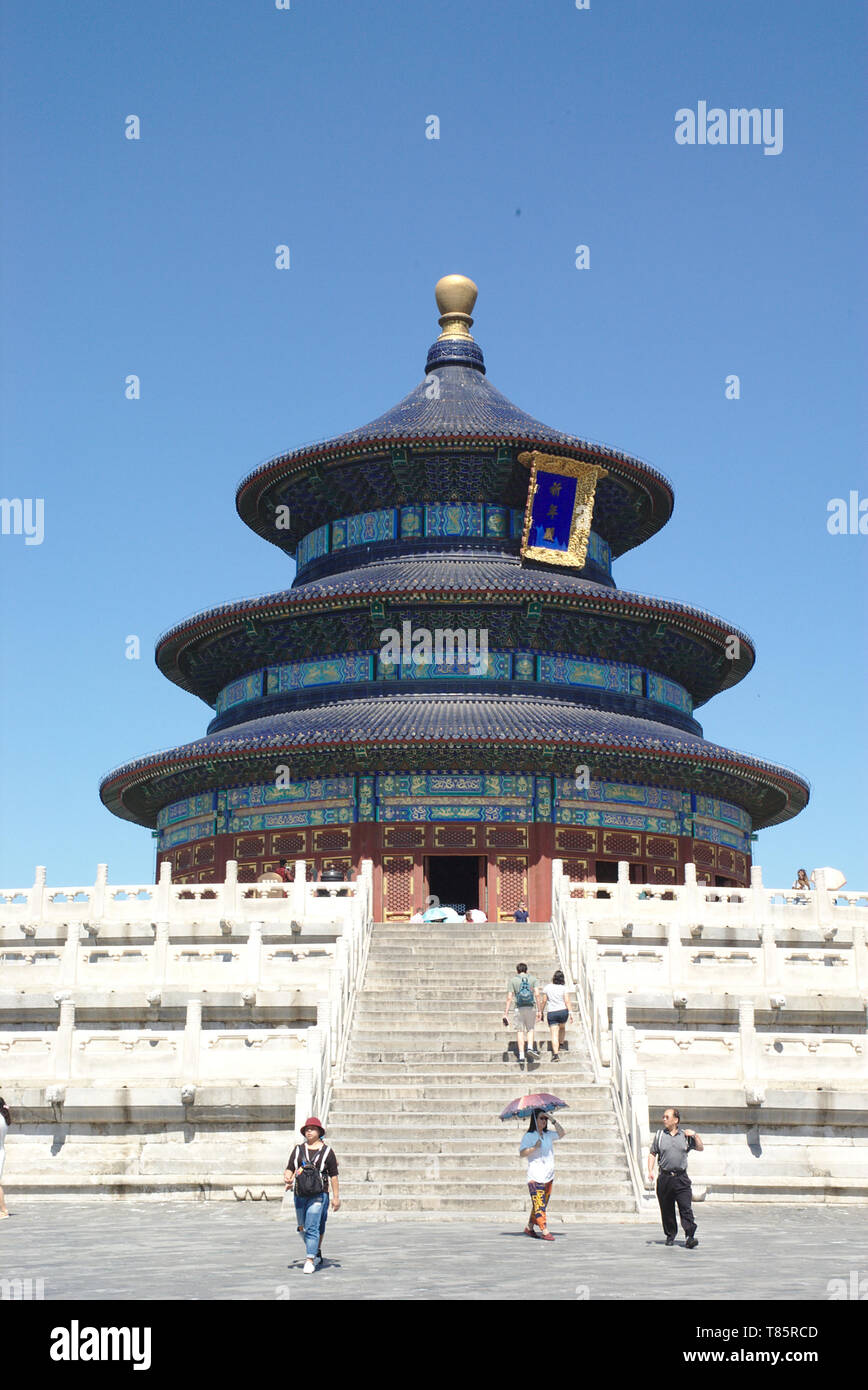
left=327, top=922, right=638, bottom=1221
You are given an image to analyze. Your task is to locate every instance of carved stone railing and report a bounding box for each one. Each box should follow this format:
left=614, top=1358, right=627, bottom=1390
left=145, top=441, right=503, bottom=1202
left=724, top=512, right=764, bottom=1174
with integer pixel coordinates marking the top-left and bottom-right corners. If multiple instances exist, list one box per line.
left=551, top=863, right=650, bottom=1211
left=291, top=859, right=374, bottom=1127
left=554, top=862, right=868, bottom=996
left=0, top=859, right=369, bottom=933
left=0, top=859, right=375, bottom=1134
left=551, top=859, right=868, bottom=1212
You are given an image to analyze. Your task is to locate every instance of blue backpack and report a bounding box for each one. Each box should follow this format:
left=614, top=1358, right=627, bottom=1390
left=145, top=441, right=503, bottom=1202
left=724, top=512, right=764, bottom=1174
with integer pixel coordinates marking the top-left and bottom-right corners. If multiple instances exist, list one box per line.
left=514, top=974, right=535, bottom=1007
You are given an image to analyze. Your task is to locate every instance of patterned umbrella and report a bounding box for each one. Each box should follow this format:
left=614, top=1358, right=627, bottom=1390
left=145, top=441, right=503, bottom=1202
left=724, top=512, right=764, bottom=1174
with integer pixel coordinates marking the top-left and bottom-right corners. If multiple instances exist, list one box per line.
left=499, top=1092, right=568, bottom=1121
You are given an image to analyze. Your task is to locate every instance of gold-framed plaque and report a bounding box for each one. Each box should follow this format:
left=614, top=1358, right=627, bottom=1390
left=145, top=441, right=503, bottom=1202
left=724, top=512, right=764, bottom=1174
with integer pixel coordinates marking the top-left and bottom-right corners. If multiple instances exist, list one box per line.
left=518, top=451, right=607, bottom=568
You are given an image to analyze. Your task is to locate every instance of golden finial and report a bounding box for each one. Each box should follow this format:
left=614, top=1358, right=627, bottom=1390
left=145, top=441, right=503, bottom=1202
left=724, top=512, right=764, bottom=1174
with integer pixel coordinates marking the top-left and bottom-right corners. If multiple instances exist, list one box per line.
left=435, top=274, right=478, bottom=341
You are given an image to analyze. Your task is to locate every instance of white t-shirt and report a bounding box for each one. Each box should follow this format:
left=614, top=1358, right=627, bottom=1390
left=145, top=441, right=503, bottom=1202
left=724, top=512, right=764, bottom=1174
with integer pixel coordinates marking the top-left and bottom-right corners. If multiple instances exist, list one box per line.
left=519, top=1127, right=560, bottom=1183
left=543, top=982, right=568, bottom=1011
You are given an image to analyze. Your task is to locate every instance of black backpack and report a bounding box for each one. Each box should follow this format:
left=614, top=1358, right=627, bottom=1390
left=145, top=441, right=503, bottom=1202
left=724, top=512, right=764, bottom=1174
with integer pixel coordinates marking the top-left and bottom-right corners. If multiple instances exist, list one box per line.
left=293, top=1143, right=330, bottom=1198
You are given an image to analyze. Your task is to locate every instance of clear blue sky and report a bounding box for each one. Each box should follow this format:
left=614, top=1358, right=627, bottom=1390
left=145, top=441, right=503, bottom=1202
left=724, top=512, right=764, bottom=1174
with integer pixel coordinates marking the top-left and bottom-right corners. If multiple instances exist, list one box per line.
left=1, top=0, right=865, bottom=888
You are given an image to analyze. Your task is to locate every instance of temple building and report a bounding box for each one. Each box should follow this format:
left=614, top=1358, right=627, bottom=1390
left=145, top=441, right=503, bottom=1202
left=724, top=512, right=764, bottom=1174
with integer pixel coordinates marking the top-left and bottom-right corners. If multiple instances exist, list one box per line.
left=100, top=276, right=809, bottom=920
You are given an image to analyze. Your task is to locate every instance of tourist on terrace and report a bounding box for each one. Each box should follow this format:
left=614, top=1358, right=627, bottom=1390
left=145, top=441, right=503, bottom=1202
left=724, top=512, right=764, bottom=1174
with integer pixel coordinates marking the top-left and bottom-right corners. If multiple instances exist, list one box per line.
left=514, top=901, right=529, bottom=922
left=0, top=1096, right=10, bottom=1218
left=791, top=868, right=812, bottom=903
left=503, top=963, right=542, bottom=1068
left=519, top=1109, right=564, bottom=1239
left=647, top=1107, right=703, bottom=1248
left=541, top=971, right=573, bottom=1061
left=466, top=908, right=487, bottom=923
left=284, top=1117, right=340, bottom=1274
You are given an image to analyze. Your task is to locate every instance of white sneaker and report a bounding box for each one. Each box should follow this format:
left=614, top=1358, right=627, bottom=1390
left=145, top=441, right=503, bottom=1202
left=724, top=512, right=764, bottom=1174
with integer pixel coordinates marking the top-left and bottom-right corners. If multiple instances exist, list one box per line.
left=303, top=1258, right=315, bottom=1274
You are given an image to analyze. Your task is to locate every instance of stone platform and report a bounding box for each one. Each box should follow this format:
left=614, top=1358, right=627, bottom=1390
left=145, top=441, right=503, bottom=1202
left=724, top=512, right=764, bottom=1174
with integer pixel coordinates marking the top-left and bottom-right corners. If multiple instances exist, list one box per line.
left=0, top=1202, right=863, bottom=1302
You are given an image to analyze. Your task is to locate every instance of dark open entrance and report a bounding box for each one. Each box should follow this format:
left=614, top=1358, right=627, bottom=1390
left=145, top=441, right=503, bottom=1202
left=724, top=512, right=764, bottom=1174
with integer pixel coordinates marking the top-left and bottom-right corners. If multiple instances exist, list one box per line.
left=594, top=860, right=619, bottom=883
left=425, top=856, right=480, bottom=915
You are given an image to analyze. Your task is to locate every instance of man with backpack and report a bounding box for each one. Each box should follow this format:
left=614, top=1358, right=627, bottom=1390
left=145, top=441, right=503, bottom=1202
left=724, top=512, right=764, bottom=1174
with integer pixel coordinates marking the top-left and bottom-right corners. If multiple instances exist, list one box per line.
left=284, top=1117, right=340, bottom=1274
left=647, top=1106, right=704, bottom=1247
left=502, top=962, right=542, bottom=1068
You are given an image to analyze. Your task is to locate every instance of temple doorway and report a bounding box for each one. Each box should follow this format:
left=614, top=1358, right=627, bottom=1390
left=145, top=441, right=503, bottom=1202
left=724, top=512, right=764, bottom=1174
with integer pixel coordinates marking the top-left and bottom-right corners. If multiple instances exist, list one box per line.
left=425, top=855, right=483, bottom=916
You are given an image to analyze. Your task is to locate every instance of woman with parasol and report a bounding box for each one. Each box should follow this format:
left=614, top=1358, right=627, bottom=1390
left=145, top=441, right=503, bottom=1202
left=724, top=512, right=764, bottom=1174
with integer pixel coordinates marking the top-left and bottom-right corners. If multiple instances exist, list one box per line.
left=501, top=1093, right=567, bottom=1240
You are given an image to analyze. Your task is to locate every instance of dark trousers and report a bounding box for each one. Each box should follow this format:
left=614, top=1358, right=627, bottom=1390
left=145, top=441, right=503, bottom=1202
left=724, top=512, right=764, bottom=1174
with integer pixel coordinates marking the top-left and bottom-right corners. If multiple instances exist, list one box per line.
left=656, top=1170, right=696, bottom=1239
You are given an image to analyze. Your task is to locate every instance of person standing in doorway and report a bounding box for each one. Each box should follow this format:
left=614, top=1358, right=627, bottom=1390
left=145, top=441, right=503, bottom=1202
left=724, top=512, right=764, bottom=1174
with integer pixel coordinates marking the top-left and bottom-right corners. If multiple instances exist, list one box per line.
left=541, top=971, right=573, bottom=1062
left=647, top=1107, right=703, bottom=1247
left=503, top=963, right=541, bottom=1068
left=519, top=1109, right=564, bottom=1240
left=514, top=901, right=529, bottom=922
left=284, top=1117, right=340, bottom=1273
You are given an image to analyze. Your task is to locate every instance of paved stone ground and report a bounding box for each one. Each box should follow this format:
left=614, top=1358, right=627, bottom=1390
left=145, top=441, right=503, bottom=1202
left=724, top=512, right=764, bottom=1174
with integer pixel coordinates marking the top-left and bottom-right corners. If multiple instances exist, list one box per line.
left=0, top=1202, right=863, bottom=1301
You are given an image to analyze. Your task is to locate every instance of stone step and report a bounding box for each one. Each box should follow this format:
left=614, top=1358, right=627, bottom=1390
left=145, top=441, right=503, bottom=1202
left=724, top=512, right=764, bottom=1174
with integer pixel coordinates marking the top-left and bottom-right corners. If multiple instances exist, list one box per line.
left=330, top=1097, right=599, bottom=1112
left=325, top=1124, right=622, bottom=1142
left=342, top=1056, right=592, bottom=1067
left=366, top=951, right=558, bottom=960
left=365, top=952, right=559, bottom=961
left=325, top=1145, right=623, bottom=1156
left=368, top=947, right=557, bottom=956
left=338, top=1174, right=632, bottom=1190
left=343, top=1057, right=585, bottom=1072
left=353, top=1022, right=574, bottom=1034
left=337, top=1177, right=630, bottom=1195
left=355, top=995, right=567, bottom=1006
left=324, top=1194, right=636, bottom=1213
left=329, top=1138, right=626, bottom=1156
left=371, top=926, right=553, bottom=936
left=366, top=947, right=559, bottom=956
left=332, top=1078, right=605, bottom=1095
left=358, top=985, right=564, bottom=994
left=358, top=998, right=560, bottom=1008
left=361, top=978, right=558, bottom=989
left=328, top=1104, right=614, bottom=1121
left=346, top=1042, right=585, bottom=1054
left=361, top=973, right=559, bottom=984
left=369, top=936, right=556, bottom=945
left=349, top=1029, right=581, bottom=1043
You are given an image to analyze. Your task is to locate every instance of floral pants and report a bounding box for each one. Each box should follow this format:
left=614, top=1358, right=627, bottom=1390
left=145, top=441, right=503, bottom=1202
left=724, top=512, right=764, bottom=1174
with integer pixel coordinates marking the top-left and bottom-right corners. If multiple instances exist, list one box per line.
left=527, top=1181, right=553, bottom=1231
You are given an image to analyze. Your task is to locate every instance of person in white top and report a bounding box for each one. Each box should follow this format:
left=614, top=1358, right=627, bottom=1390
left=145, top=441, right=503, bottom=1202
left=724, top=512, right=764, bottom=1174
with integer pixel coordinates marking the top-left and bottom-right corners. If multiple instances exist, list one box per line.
left=518, top=1109, right=565, bottom=1239
left=542, top=970, right=573, bottom=1061
left=0, top=1097, right=10, bottom=1217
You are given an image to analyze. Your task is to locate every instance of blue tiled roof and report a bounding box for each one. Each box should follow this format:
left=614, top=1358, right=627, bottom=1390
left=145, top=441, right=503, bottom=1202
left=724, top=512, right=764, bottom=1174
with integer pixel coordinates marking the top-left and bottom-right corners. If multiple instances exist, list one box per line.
left=157, top=557, right=754, bottom=651
left=100, top=693, right=810, bottom=827
left=237, top=360, right=673, bottom=497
